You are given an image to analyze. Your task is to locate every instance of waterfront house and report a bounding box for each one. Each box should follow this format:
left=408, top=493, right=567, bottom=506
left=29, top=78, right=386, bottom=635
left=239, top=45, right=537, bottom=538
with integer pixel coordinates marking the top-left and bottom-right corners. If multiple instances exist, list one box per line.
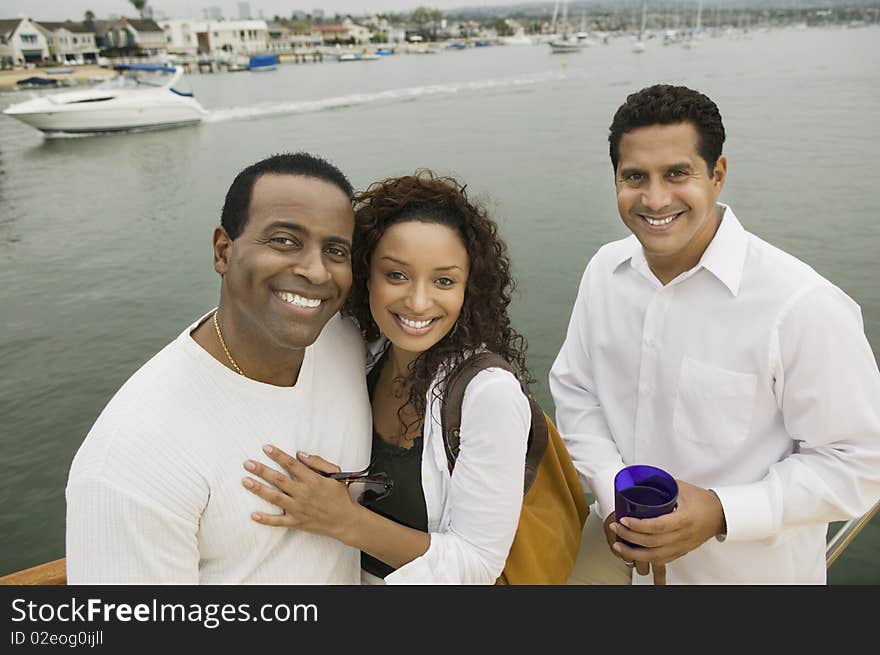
left=342, top=18, right=372, bottom=45
left=0, top=17, right=51, bottom=68
left=104, top=18, right=167, bottom=57
left=315, top=18, right=371, bottom=46
left=160, top=19, right=268, bottom=57
left=315, top=24, right=353, bottom=45
left=362, top=16, right=407, bottom=44
left=266, top=21, right=291, bottom=53
left=158, top=19, right=200, bottom=56
left=36, top=21, right=100, bottom=65
left=288, top=22, right=323, bottom=50
left=87, top=20, right=112, bottom=50
left=265, top=20, right=326, bottom=53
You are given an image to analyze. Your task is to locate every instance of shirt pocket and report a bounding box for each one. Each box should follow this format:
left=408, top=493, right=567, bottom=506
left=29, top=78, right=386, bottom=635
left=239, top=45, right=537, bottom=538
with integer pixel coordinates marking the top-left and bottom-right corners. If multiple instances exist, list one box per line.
left=673, top=356, right=758, bottom=448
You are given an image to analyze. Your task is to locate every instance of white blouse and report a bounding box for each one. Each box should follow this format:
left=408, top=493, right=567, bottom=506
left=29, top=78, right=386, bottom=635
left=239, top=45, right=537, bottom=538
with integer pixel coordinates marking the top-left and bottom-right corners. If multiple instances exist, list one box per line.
left=364, top=340, right=531, bottom=584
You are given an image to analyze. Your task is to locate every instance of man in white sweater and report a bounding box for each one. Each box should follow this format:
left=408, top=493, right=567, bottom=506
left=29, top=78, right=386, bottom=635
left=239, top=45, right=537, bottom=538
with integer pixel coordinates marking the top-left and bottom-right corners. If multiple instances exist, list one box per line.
left=66, top=152, right=372, bottom=583
left=550, top=85, right=880, bottom=584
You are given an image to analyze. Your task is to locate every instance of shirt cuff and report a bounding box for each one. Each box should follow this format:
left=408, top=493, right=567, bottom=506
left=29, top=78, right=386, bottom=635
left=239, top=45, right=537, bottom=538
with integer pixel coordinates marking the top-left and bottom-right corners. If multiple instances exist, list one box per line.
left=709, top=480, right=777, bottom=542
left=383, top=539, right=436, bottom=584
left=382, top=532, right=500, bottom=585
left=593, top=464, right=624, bottom=521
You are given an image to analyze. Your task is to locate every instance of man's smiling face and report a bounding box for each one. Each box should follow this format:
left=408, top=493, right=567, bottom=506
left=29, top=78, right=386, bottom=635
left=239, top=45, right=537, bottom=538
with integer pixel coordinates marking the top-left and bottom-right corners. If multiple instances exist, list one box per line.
left=615, top=121, right=727, bottom=282
left=217, top=173, right=354, bottom=354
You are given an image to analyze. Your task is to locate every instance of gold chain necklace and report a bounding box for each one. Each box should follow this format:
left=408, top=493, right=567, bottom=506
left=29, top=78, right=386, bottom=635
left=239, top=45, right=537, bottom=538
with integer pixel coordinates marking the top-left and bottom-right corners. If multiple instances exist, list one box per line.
left=213, top=310, right=244, bottom=376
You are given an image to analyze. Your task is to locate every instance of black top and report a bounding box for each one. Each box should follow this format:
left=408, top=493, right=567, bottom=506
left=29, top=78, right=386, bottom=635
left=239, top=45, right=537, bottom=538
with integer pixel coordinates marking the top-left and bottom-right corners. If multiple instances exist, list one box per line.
left=360, top=349, right=429, bottom=580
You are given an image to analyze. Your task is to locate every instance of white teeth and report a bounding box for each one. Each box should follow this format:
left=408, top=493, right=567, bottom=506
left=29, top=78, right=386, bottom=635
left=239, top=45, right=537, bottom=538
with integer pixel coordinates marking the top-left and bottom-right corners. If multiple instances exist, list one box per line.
left=399, top=316, right=432, bottom=329
left=644, top=213, right=679, bottom=226
left=276, top=291, right=321, bottom=308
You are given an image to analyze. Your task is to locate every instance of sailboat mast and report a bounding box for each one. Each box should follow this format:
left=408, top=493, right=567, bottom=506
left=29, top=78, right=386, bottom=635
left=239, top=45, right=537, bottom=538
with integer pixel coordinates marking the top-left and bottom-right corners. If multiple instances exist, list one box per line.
left=639, top=0, right=647, bottom=39
left=561, top=0, right=568, bottom=37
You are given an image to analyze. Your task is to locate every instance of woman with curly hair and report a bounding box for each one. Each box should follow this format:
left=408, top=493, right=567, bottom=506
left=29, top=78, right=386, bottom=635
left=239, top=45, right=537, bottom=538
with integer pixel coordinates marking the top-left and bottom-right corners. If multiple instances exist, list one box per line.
left=242, top=170, right=533, bottom=584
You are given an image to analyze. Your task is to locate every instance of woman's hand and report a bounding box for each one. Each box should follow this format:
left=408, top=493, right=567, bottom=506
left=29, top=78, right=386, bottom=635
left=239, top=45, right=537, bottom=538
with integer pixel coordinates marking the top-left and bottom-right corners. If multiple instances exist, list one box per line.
left=242, top=445, right=360, bottom=544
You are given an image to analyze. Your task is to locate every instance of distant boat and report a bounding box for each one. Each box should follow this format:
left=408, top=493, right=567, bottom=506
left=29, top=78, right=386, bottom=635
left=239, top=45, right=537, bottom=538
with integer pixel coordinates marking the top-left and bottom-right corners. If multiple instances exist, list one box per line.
left=15, top=76, right=60, bottom=88
left=3, top=64, right=207, bottom=136
left=633, top=0, right=648, bottom=53
left=337, top=52, right=380, bottom=61
left=446, top=42, right=467, bottom=50
left=574, top=8, right=596, bottom=45
left=548, top=40, right=582, bottom=53
left=682, top=0, right=703, bottom=48
left=548, top=0, right=583, bottom=54
left=249, top=54, right=278, bottom=71
left=374, top=48, right=393, bottom=55
left=663, top=30, right=679, bottom=45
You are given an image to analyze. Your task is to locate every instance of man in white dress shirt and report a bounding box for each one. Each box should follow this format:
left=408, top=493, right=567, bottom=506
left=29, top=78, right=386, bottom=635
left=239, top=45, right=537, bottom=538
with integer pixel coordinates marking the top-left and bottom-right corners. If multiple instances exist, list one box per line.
left=66, top=153, right=372, bottom=583
left=550, top=84, right=880, bottom=584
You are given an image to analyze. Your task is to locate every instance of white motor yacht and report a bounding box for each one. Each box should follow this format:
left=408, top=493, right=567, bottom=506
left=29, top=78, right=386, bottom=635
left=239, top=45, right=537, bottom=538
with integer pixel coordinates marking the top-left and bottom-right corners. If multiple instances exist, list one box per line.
left=2, top=64, right=208, bottom=136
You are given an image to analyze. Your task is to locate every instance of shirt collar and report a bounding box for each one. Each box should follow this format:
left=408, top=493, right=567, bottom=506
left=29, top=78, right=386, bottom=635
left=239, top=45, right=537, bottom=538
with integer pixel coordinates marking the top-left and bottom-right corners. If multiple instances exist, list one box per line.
left=611, top=235, right=644, bottom=272
left=612, top=204, right=748, bottom=296
left=698, top=204, right=747, bottom=296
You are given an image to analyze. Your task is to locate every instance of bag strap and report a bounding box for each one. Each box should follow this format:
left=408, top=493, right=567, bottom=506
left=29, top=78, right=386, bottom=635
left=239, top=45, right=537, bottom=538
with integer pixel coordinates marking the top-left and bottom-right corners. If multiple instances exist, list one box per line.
left=440, top=352, right=548, bottom=494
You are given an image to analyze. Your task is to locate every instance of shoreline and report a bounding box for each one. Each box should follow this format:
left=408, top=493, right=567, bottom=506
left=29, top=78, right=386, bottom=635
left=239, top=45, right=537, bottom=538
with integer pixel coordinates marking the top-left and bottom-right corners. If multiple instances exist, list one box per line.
left=0, top=64, right=117, bottom=92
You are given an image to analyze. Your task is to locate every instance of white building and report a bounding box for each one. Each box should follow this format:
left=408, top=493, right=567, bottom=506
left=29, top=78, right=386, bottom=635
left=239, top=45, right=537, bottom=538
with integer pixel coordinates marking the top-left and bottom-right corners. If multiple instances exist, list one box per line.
left=37, top=21, right=100, bottom=64
left=343, top=18, right=371, bottom=45
left=266, top=21, right=291, bottom=52
left=159, top=19, right=268, bottom=56
left=289, top=24, right=322, bottom=49
left=313, top=18, right=372, bottom=45
left=104, top=18, right=167, bottom=56
left=159, top=18, right=201, bottom=55
left=364, top=16, right=407, bottom=44
left=0, top=17, right=51, bottom=67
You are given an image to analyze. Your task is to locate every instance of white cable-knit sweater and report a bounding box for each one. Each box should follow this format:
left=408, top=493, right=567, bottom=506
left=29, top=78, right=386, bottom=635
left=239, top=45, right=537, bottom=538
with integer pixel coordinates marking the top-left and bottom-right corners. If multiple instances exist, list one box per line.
left=65, top=311, right=371, bottom=584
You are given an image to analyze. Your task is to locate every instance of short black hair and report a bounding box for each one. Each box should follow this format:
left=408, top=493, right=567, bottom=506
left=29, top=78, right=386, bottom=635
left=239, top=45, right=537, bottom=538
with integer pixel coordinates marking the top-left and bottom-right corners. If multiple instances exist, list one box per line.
left=220, top=152, right=354, bottom=240
left=608, top=84, right=726, bottom=172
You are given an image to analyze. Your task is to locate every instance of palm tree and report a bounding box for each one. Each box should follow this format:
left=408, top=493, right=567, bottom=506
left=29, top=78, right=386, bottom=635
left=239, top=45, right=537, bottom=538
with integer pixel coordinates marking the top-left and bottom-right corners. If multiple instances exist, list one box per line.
left=411, top=6, right=443, bottom=41
left=128, top=0, right=148, bottom=19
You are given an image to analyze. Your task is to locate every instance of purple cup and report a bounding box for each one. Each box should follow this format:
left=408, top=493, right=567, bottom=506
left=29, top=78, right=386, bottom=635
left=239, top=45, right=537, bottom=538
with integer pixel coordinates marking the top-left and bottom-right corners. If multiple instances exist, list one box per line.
left=614, top=464, right=678, bottom=547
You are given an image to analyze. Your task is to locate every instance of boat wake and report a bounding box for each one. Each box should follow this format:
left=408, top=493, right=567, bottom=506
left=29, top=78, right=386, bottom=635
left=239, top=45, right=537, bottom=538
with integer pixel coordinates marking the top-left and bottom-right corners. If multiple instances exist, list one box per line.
left=40, top=131, right=95, bottom=139
left=204, top=71, right=568, bottom=124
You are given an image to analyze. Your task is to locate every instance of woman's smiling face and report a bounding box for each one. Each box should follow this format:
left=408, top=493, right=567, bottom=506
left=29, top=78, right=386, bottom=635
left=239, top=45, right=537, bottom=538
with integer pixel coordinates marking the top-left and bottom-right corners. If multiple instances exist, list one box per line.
left=368, top=220, right=469, bottom=355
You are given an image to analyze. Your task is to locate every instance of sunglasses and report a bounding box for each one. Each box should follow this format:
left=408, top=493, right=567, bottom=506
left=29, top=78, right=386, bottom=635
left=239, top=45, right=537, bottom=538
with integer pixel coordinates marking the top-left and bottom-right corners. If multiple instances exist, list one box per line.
left=326, top=464, right=393, bottom=504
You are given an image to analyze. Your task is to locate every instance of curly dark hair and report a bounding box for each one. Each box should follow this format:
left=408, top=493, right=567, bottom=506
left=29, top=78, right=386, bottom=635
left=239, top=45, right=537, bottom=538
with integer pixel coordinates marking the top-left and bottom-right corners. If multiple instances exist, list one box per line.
left=608, top=84, right=726, bottom=173
left=347, top=169, right=532, bottom=426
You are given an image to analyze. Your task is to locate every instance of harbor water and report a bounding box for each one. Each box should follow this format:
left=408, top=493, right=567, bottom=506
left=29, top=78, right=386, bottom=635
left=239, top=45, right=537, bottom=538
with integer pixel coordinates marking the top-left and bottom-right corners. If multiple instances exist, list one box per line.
left=1, top=26, right=878, bottom=582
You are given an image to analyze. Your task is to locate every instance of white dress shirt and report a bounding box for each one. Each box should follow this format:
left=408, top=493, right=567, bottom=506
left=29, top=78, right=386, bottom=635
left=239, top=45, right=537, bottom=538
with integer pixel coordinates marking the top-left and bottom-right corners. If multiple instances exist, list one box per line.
left=550, top=205, right=880, bottom=584
left=364, top=340, right=531, bottom=584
